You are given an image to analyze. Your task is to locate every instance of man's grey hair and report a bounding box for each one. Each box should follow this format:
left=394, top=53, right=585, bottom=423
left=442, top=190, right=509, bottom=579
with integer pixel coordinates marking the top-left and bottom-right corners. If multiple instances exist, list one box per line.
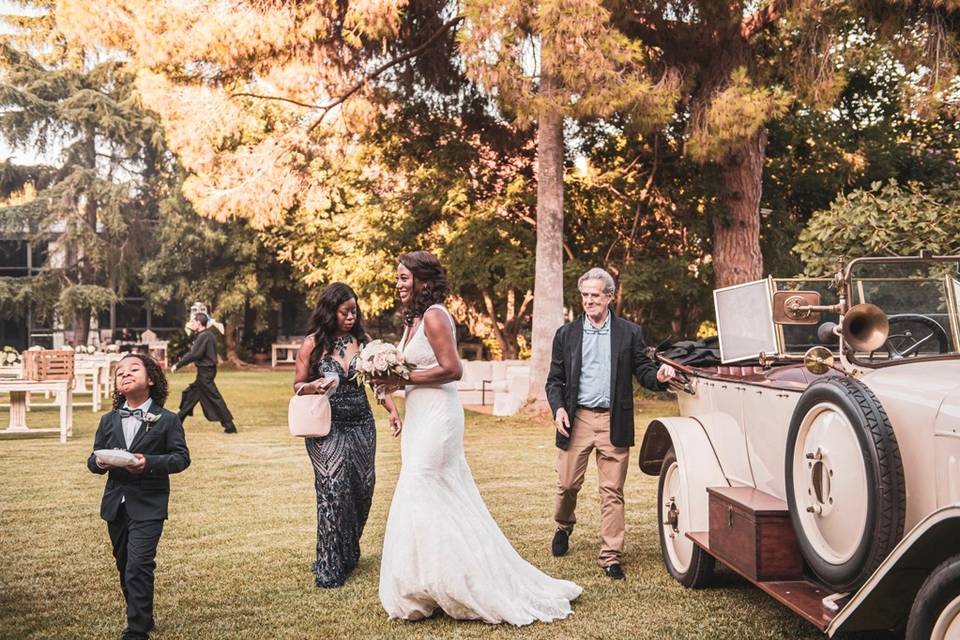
left=577, top=268, right=616, bottom=295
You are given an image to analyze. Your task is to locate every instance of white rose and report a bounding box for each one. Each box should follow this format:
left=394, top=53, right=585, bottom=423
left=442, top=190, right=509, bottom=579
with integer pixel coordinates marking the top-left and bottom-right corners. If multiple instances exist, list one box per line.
left=373, top=353, right=387, bottom=371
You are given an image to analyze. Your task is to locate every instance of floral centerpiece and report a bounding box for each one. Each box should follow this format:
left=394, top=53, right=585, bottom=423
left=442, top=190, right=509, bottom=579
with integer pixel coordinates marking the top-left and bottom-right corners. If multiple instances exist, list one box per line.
left=352, top=340, right=410, bottom=403
left=1, top=346, right=22, bottom=366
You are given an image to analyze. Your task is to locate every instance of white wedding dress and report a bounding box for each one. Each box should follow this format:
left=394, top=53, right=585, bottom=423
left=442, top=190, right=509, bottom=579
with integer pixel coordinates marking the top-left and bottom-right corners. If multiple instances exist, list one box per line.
left=379, top=305, right=582, bottom=625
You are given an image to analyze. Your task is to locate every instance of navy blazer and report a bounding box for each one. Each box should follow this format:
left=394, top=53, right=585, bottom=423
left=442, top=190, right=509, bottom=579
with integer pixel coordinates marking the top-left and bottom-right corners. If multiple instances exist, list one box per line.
left=87, top=406, right=190, bottom=521
left=545, top=312, right=664, bottom=450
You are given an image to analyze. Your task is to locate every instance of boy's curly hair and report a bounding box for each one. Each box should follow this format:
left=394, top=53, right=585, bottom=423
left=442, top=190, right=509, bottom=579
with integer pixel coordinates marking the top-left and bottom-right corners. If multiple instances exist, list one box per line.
left=111, top=353, right=169, bottom=411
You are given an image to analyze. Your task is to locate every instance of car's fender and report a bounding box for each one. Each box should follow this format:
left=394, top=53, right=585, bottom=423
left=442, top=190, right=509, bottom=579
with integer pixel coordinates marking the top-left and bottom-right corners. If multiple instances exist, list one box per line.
left=827, top=504, right=960, bottom=636
left=639, top=417, right=729, bottom=534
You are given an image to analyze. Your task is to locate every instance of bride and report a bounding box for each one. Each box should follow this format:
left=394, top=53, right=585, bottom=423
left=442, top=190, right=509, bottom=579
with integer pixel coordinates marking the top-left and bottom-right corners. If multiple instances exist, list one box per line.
left=376, top=250, right=582, bottom=625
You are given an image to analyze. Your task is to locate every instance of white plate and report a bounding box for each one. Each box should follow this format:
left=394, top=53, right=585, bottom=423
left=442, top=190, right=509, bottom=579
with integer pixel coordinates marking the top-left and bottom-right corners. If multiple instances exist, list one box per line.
left=94, top=449, right=136, bottom=467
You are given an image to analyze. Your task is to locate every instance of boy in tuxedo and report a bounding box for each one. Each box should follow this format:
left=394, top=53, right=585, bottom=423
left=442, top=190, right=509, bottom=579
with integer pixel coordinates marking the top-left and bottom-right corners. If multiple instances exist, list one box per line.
left=88, top=354, right=190, bottom=640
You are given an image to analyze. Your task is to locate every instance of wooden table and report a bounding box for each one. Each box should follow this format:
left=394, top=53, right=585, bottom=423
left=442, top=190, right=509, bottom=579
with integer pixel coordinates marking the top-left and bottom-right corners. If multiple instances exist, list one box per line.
left=271, top=343, right=301, bottom=367
left=74, top=354, right=120, bottom=411
left=0, top=365, right=23, bottom=379
left=72, top=364, right=103, bottom=411
left=0, top=380, right=73, bottom=443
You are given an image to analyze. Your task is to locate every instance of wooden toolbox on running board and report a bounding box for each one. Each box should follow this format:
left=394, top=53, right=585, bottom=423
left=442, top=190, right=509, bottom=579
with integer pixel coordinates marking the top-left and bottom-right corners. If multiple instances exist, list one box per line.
left=707, top=486, right=804, bottom=582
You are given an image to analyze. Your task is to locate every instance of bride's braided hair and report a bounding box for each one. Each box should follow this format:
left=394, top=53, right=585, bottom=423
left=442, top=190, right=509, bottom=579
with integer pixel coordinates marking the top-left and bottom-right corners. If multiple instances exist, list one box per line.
left=400, top=250, right=449, bottom=325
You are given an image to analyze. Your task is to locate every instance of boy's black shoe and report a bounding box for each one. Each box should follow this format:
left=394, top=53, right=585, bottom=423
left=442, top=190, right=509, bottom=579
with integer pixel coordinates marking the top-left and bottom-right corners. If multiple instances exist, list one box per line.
left=603, top=563, right=625, bottom=580
left=551, top=528, right=570, bottom=557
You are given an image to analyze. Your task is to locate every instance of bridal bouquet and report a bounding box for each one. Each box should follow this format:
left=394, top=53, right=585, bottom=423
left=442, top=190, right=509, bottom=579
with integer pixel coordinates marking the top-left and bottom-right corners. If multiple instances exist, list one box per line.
left=353, top=340, right=410, bottom=385
left=353, top=340, right=410, bottom=402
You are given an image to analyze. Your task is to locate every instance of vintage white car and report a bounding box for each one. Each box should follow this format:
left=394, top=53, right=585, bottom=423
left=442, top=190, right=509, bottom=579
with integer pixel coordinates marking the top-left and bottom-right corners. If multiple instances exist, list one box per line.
left=641, top=253, right=960, bottom=639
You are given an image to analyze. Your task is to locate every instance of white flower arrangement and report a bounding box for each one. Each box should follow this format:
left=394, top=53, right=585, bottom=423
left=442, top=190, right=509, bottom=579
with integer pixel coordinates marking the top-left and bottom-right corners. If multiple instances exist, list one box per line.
left=143, top=412, right=162, bottom=432
left=1, top=346, right=22, bottom=366
left=352, top=340, right=410, bottom=388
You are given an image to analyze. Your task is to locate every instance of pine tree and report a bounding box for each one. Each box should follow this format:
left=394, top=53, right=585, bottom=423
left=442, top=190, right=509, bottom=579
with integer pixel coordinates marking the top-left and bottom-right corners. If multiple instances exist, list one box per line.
left=616, top=0, right=960, bottom=288
left=0, top=1, right=170, bottom=343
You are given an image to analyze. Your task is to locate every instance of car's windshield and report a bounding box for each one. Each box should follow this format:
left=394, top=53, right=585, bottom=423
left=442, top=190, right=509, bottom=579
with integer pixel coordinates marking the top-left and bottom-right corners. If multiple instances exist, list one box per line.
left=847, top=260, right=960, bottom=361
left=774, top=260, right=960, bottom=362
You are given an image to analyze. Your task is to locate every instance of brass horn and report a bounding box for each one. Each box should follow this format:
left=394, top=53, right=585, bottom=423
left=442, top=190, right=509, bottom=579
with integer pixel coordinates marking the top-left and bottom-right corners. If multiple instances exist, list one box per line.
left=842, top=303, right=889, bottom=352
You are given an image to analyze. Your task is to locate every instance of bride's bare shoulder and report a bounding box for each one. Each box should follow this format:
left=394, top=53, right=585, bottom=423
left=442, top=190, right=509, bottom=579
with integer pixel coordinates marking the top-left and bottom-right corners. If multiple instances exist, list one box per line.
left=422, top=306, right=454, bottom=335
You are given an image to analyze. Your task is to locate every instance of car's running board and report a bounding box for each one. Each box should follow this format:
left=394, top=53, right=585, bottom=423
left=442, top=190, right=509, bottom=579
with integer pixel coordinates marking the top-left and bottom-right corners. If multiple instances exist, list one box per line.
left=687, top=531, right=838, bottom=631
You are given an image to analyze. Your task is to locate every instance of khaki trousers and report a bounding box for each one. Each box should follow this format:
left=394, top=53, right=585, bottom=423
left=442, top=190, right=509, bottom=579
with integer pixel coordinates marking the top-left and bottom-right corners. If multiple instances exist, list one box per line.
left=554, top=408, right=629, bottom=567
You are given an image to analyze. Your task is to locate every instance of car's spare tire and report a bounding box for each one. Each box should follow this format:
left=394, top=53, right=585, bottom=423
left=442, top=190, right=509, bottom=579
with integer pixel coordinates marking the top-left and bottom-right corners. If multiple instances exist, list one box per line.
left=785, top=376, right=905, bottom=592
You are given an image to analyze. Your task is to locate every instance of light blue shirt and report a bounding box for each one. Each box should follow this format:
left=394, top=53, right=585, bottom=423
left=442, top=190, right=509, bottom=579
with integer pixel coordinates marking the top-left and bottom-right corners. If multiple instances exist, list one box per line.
left=119, top=397, right=152, bottom=503
left=577, top=313, right=611, bottom=409
left=121, top=397, right=153, bottom=449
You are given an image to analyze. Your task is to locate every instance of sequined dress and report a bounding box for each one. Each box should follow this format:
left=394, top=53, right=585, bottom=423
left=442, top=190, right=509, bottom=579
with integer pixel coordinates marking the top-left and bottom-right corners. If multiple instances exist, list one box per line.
left=305, top=353, right=376, bottom=588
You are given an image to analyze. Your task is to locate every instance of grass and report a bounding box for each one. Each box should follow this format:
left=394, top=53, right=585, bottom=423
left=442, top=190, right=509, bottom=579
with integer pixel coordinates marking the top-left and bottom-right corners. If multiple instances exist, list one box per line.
left=0, top=370, right=832, bottom=640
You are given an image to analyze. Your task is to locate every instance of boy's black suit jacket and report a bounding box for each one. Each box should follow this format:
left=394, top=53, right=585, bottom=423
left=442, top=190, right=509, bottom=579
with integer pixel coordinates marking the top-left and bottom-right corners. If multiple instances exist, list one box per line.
left=87, top=406, right=190, bottom=521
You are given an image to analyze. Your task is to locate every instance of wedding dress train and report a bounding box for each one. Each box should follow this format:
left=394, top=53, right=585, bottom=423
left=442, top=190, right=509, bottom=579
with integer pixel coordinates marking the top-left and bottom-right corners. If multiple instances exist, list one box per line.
left=379, top=305, right=582, bottom=625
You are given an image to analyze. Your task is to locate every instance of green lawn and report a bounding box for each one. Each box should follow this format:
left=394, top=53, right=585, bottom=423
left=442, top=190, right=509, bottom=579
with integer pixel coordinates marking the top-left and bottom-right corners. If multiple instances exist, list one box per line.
left=0, top=370, right=830, bottom=639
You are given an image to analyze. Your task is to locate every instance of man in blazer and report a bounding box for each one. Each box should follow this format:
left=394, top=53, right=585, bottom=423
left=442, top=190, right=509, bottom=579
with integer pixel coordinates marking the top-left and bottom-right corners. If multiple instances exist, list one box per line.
left=545, top=267, right=675, bottom=579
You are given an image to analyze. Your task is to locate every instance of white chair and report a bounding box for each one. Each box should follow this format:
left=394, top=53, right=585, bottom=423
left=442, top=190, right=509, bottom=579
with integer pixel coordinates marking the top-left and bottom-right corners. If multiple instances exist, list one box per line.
left=492, top=367, right=531, bottom=416
left=456, top=360, right=493, bottom=405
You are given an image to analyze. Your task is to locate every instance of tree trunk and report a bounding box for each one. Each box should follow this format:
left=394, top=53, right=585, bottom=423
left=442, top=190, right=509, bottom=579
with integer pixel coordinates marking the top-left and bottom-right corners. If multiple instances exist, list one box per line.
left=224, top=317, right=247, bottom=367
left=73, top=125, right=99, bottom=346
left=714, top=128, right=766, bottom=288
left=499, top=335, right=519, bottom=360
left=526, top=72, right=566, bottom=409
left=72, top=313, right=91, bottom=347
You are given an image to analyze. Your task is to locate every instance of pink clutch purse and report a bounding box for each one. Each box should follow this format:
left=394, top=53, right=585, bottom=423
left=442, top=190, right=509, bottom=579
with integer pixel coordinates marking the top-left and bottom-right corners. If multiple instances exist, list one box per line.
left=288, top=376, right=339, bottom=438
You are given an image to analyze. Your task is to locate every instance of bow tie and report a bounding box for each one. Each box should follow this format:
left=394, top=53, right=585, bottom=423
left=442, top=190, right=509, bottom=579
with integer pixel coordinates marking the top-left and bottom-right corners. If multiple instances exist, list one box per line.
left=584, top=325, right=610, bottom=336
left=119, top=407, right=145, bottom=420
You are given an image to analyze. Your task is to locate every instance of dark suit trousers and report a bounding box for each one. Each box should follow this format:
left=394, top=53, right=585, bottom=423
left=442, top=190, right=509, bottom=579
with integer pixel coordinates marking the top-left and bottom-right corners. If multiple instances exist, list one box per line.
left=108, top=504, right=164, bottom=640
left=178, top=366, right=234, bottom=428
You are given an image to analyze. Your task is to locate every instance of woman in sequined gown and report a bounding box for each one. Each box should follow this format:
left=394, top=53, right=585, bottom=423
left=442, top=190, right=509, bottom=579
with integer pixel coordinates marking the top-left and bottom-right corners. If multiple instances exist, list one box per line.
left=294, top=283, right=402, bottom=588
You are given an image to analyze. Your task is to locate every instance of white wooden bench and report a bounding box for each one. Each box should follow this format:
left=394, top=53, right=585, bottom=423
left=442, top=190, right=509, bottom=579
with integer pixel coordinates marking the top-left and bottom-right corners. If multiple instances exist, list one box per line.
left=271, top=342, right=301, bottom=367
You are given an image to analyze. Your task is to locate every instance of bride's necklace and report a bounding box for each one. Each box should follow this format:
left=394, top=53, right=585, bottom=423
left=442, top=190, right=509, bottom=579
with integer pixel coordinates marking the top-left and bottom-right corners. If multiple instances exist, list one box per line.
left=333, top=334, right=353, bottom=358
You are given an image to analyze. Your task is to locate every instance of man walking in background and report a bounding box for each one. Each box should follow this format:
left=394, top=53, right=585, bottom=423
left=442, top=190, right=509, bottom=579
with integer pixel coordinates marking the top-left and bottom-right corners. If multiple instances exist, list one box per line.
left=172, top=313, right=237, bottom=434
left=545, top=267, right=675, bottom=579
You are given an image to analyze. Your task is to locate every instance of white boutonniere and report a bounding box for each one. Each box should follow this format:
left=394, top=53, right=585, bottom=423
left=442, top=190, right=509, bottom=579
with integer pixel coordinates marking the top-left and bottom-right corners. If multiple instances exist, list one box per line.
left=143, top=412, right=161, bottom=432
